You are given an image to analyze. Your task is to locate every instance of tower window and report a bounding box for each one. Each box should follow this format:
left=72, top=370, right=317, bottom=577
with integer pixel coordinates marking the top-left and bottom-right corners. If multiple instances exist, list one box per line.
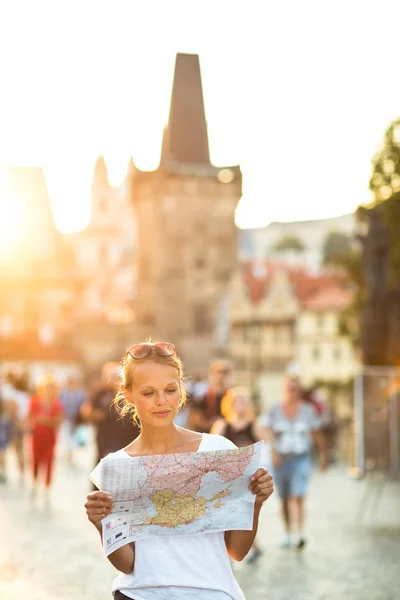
left=312, top=346, right=320, bottom=360
left=193, top=305, right=208, bottom=334
left=98, top=198, right=107, bottom=213
left=194, top=257, right=206, bottom=269
left=140, top=313, right=155, bottom=327
left=99, top=244, right=108, bottom=265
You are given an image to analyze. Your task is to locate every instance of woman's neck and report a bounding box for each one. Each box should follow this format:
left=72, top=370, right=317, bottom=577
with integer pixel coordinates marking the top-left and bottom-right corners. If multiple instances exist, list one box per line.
left=283, top=396, right=300, bottom=406
left=136, top=423, right=183, bottom=453
left=230, top=415, right=249, bottom=426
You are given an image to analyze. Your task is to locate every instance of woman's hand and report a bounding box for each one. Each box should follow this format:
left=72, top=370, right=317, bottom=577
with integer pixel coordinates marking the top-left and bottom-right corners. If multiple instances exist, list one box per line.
left=84, top=491, right=113, bottom=530
left=249, top=467, right=274, bottom=507
left=272, top=449, right=282, bottom=469
left=320, top=454, right=328, bottom=471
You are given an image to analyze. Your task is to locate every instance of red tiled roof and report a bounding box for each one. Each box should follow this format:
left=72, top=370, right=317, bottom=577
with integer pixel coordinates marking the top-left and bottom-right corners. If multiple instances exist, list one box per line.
left=242, top=260, right=349, bottom=306
left=302, top=286, right=352, bottom=311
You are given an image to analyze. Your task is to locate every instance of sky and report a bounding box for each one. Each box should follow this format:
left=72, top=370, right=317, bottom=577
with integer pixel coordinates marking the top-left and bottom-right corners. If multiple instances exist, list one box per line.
left=0, top=0, right=399, bottom=232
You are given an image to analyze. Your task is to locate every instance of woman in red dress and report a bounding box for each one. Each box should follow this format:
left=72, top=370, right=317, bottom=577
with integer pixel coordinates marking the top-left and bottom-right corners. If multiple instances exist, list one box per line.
left=28, top=374, right=64, bottom=498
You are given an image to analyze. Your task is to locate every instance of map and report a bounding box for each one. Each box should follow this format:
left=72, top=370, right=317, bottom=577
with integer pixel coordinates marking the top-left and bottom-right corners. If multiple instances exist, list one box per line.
left=92, top=441, right=263, bottom=556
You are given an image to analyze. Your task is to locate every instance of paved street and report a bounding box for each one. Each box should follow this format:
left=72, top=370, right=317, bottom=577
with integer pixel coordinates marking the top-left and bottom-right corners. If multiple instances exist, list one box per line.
left=0, top=439, right=399, bottom=600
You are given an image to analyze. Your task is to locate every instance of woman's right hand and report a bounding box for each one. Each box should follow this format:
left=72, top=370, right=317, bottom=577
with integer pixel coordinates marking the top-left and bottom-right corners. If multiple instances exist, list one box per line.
left=84, top=491, right=113, bottom=529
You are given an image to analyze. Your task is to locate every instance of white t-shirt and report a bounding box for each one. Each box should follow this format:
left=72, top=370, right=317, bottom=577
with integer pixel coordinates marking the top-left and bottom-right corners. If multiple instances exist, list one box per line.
left=0, top=384, right=29, bottom=420
left=13, top=390, right=30, bottom=421
left=263, top=402, right=320, bottom=455
left=91, top=434, right=246, bottom=600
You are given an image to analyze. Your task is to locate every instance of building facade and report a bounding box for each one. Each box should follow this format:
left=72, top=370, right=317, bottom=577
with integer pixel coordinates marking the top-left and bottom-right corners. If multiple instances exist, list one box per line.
left=295, top=286, right=359, bottom=385
left=0, top=167, right=82, bottom=384
left=228, top=260, right=356, bottom=407
left=66, top=156, right=136, bottom=324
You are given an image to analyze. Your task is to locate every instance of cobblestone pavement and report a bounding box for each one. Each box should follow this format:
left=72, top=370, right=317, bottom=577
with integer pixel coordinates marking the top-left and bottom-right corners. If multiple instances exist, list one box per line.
left=0, top=441, right=399, bottom=600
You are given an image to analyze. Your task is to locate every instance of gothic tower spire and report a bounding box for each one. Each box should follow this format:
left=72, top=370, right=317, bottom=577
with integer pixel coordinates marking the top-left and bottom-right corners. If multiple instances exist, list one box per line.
left=92, top=155, right=109, bottom=188
left=161, top=53, right=210, bottom=165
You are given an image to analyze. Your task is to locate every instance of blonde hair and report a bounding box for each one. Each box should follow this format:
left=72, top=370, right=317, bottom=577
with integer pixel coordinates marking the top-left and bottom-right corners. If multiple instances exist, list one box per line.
left=113, top=343, right=186, bottom=427
left=36, top=373, right=59, bottom=399
left=220, top=386, right=255, bottom=423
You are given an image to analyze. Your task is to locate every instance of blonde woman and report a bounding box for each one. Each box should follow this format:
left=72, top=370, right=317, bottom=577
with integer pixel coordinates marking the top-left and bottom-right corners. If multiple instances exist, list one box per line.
left=84, top=342, right=274, bottom=600
left=211, top=387, right=267, bottom=564
left=28, top=374, right=64, bottom=497
left=211, top=387, right=266, bottom=448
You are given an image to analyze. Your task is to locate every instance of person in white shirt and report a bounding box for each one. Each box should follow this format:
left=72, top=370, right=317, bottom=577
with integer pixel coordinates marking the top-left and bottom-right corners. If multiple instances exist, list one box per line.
left=1, top=373, right=30, bottom=484
left=85, top=341, right=274, bottom=600
left=263, top=375, right=327, bottom=550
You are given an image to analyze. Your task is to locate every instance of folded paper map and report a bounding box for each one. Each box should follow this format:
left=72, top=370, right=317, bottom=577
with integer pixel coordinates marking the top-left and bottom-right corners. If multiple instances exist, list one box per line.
left=91, top=441, right=263, bottom=556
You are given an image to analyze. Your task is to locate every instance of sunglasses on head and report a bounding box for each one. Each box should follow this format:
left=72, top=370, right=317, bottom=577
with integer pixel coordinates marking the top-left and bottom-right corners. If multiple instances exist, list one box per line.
left=126, top=342, right=176, bottom=360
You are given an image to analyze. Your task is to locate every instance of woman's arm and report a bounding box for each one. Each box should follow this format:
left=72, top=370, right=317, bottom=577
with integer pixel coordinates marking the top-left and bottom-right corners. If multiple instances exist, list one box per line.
left=224, top=468, right=273, bottom=561
left=311, top=429, right=328, bottom=470
left=209, top=418, right=227, bottom=436
left=80, top=401, right=106, bottom=424
left=85, top=491, right=135, bottom=574
left=35, top=414, right=63, bottom=428
left=262, top=425, right=282, bottom=468
left=225, top=504, right=262, bottom=561
left=252, top=420, right=269, bottom=441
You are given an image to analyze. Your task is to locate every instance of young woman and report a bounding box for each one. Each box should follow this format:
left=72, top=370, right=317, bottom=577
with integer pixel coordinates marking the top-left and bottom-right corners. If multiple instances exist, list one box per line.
left=263, top=375, right=327, bottom=550
left=211, top=387, right=266, bottom=448
left=28, top=374, right=64, bottom=498
left=85, top=342, right=274, bottom=600
left=211, top=387, right=267, bottom=564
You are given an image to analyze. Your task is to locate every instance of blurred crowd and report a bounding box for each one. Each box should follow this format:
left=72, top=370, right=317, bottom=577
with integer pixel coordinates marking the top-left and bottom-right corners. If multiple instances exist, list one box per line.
left=0, top=357, right=337, bottom=557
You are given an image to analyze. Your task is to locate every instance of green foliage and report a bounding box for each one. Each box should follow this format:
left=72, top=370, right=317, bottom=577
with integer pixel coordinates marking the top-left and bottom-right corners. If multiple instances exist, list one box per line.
left=272, top=235, right=305, bottom=253
left=323, top=231, right=353, bottom=265
left=369, top=118, right=400, bottom=289
left=370, top=119, right=400, bottom=199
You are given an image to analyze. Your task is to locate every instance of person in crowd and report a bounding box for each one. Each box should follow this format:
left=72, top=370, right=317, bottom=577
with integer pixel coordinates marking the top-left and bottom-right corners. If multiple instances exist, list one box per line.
left=28, top=373, right=64, bottom=498
left=10, top=374, right=30, bottom=484
left=60, top=375, right=86, bottom=464
left=81, top=362, right=140, bottom=474
left=302, top=385, right=337, bottom=463
left=0, top=392, right=13, bottom=484
left=84, top=341, right=274, bottom=600
left=263, top=375, right=327, bottom=550
left=211, top=386, right=267, bottom=564
left=188, top=360, right=233, bottom=433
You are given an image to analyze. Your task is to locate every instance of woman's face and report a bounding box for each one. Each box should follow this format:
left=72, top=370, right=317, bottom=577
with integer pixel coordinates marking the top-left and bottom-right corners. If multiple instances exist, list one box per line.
left=127, top=361, right=181, bottom=428
left=42, top=383, right=58, bottom=400
left=284, top=377, right=300, bottom=400
left=233, top=393, right=250, bottom=418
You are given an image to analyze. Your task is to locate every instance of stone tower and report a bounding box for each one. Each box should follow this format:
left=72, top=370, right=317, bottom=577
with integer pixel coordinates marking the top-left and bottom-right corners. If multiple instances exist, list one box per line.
left=0, top=167, right=78, bottom=344
left=67, top=155, right=136, bottom=319
left=131, top=52, right=242, bottom=374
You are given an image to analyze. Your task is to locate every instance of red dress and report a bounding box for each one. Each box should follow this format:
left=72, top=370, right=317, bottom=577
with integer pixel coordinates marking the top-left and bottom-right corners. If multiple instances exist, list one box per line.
left=29, top=395, right=63, bottom=486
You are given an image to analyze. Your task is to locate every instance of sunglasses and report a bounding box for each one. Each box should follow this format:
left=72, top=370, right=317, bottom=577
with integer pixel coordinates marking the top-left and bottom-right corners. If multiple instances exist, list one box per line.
left=127, top=342, right=176, bottom=360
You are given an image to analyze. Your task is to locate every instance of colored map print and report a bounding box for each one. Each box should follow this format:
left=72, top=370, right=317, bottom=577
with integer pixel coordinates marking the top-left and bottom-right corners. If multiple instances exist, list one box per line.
left=96, top=442, right=263, bottom=557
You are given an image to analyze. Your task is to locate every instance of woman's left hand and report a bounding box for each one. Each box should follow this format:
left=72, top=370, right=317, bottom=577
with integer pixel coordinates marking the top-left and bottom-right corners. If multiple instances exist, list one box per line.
left=249, top=467, right=274, bottom=507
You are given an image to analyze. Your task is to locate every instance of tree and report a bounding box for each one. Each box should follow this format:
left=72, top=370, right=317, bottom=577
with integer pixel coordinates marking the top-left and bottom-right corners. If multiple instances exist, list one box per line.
left=271, top=235, right=305, bottom=253
left=323, top=231, right=353, bottom=265
left=333, top=119, right=400, bottom=366
left=357, top=118, right=400, bottom=365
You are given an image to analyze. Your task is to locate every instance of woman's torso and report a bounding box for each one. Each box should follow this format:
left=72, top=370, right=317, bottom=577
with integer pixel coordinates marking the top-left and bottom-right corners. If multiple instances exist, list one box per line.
left=108, top=433, right=246, bottom=600
left=30, top=395, right=63, bottom=440
left=224, top=421, right=257, bottom=448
